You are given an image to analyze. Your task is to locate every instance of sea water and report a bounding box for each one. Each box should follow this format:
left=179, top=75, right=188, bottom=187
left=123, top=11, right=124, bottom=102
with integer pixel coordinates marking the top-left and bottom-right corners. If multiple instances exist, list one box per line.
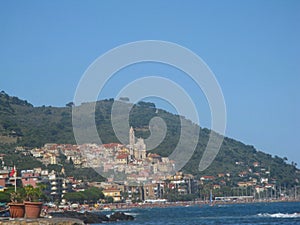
left=98, top=201, right=300, bottom=225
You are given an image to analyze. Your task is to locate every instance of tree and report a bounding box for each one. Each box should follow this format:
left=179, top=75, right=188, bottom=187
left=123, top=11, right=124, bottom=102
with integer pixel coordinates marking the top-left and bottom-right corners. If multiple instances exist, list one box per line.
left=119, top=97, right=129, bottom=102
left=64, top=192, right=85, bottom=203
left=64, top=187, right=104, bottom=204
left=69, top=157, right=74, bottom=166
left=66, top=102, right=74, bottom=107
left=47, top=164, right=62, bottom=173
left=0, top=192, right=10, bottom=202
left=105, top=196, right=114, bottom=203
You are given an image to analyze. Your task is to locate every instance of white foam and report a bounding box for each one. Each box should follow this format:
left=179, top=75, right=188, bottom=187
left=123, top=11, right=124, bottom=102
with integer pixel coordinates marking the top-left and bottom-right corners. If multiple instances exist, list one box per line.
left=125, top=212, right=139, bottom=216
left=257, top=213, right=300, bottom=218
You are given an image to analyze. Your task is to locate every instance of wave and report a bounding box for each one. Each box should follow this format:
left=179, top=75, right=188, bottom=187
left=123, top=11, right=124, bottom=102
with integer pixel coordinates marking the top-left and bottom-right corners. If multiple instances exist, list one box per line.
left=216, top=204, right=230, bottom=208
left=125, top=212, right=139, bottom=216
left=257, top=213, right=300, bottom=218
left=115, top=208, right=132, bottom=212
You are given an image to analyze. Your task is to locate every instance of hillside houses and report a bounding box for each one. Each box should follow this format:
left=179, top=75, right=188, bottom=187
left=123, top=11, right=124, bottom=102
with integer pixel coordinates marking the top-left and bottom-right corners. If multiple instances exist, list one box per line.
left=27, top=139, right=282, bottom=202
left=4, top=125, right=294, bottom=203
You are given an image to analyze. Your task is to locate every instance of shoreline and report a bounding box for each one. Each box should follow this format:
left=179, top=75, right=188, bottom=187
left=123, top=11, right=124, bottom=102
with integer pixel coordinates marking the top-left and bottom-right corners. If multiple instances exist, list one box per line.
left=111, top=199, right=300, bottom=209
left=58, top=198, right=300, bottom=212
left=2, top=200, right=297, bottom=224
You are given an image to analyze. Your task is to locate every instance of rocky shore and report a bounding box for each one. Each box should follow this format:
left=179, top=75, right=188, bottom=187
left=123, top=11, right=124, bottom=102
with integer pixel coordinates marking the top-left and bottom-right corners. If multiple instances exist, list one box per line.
left=0, top=211, right=134, bottom=225
left=49, top=211, right=134, bottom=224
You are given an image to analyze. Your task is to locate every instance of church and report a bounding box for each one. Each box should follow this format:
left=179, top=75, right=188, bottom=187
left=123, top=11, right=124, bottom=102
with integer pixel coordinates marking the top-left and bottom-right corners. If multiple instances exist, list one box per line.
left=129, top=127, right=146, bottom=160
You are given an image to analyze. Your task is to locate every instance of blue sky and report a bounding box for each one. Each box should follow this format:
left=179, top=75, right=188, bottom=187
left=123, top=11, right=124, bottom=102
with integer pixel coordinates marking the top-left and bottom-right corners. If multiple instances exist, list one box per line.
left=1, top=1, right=299, bottom=165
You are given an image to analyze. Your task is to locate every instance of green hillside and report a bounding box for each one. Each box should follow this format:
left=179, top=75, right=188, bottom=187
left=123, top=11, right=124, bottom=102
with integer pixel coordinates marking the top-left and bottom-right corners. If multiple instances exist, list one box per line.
left=0, top=91, right=299, bottom=187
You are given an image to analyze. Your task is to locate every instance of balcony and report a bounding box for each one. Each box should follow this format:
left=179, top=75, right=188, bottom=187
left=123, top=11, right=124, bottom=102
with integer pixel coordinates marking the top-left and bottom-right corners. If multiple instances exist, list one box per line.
left=49, top=176, right=56, bottom=180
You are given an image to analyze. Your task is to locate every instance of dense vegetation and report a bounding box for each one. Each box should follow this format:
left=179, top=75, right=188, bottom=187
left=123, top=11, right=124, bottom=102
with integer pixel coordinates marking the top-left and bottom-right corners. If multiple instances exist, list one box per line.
left=0, top=91, right=299, bottom=187
left=63, top=187, right=105, bottom=204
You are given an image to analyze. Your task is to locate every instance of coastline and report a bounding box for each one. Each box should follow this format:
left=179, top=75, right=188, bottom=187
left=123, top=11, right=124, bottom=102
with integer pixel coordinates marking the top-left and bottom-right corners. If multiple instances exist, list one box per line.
left=60, top=198, right=300, bottom=212
left=2, top=200, right=299, bottom=225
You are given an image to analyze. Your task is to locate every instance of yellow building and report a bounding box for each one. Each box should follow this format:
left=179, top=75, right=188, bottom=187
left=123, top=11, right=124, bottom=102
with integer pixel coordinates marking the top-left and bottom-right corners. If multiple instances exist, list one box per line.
left=116, top=154, right=128, bottom=164
left=103, top=188, right=122, bottom=202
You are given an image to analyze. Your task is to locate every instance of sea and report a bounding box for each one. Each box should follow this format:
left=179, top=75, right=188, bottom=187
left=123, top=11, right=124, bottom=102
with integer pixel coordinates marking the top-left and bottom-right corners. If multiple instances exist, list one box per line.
left=97, top=201, right=300, bottom=225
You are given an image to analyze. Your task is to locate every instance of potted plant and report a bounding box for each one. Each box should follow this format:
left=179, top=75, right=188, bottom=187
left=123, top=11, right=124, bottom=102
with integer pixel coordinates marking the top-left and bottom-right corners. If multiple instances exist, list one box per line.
left=24, top=184, right=45, bottom=219
left=8, top=189, right=25, bottom=218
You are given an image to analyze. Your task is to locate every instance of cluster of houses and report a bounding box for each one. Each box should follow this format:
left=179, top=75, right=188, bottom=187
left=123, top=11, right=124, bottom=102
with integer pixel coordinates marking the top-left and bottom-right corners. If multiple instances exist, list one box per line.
left=0, top=163, right=284, bottom=204
left=0, top=127, right=197, bottom=203
left=89, top=171, right=198, bottom=203
left=198, top=160, right=278, bottom=196
left=0, top=127, right=284, bottom=203
left=0, top=165, right=198, bottom=203
left=236, top=161, right=277, bottom=194
left=0, top=166, right=74, bottom=202
left=30, top=127, right=175, bottom=186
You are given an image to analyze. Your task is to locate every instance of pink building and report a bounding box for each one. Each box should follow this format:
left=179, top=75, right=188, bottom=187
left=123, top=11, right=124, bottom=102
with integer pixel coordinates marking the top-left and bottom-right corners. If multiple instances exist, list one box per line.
left=21, top=170, right=40, bottom=187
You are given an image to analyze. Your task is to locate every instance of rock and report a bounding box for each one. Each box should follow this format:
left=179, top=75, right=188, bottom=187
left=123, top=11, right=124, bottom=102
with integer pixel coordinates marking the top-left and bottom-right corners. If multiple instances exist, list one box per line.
left=50, top=211, right=109, bottom=224
left=89, top=211, right=110, bottom=222
left=50, top=211, right=134, bottom=223
left=109, top=212, right=134, bottom=222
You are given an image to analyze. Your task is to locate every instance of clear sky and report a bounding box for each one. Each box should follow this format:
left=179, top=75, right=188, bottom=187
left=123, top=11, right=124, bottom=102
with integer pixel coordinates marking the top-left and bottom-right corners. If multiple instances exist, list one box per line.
left=1, top=1, right=299, bottom=165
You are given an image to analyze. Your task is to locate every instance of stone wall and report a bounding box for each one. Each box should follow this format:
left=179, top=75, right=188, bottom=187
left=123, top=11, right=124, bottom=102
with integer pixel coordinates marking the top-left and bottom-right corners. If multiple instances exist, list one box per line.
left=0, top=218, right=84, bottom=225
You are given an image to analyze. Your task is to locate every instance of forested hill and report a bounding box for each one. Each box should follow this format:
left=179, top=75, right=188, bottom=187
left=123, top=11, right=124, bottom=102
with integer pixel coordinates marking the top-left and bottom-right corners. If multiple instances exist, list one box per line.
left=0, top=91, right=299, bottom=187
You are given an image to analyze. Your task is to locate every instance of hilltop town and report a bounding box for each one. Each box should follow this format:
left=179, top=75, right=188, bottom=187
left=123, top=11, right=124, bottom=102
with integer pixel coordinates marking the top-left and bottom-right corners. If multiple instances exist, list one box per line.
left=1, top=93, right=300, bottom=205
left=1, top=126, right=300, bottom=205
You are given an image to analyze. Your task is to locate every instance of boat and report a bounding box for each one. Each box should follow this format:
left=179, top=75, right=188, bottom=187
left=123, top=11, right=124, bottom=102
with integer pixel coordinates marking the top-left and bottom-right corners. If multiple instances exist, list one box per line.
left=102, top=206, right=112, bottom=211
left=209, top=190, right=215, bottom=206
